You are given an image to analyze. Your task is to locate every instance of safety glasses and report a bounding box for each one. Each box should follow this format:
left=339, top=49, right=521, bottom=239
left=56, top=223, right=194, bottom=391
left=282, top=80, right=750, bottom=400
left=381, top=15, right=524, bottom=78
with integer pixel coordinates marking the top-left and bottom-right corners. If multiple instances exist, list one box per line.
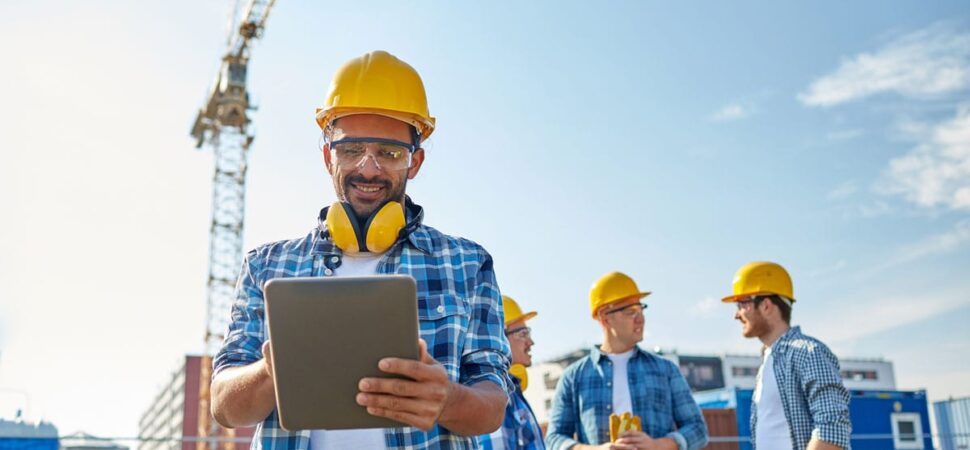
left=329, top=137, right=416, bottom=171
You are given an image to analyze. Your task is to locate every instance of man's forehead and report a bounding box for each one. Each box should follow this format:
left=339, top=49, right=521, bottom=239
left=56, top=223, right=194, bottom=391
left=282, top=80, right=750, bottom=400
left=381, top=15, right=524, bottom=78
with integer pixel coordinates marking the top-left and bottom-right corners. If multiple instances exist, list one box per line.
left=331, top=114, right=412, bottom=140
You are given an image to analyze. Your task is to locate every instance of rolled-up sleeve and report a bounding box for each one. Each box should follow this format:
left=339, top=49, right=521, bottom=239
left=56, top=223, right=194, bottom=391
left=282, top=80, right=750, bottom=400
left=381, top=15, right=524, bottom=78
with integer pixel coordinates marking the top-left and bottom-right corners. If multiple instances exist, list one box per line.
left=545, top=368, right=580, bottom=450
left=459, top=251, right=514, bottom=395
left=212, top=250, right=267, bottom=377
left=803, top=346, right=852, bottom=448
left=668, top=368, right=709, bottom=450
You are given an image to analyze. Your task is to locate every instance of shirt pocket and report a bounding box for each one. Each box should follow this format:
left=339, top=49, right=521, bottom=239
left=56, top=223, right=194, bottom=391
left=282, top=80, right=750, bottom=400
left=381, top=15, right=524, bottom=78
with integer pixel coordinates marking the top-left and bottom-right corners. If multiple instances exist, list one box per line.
left=417, top=293, right=469, bottom=381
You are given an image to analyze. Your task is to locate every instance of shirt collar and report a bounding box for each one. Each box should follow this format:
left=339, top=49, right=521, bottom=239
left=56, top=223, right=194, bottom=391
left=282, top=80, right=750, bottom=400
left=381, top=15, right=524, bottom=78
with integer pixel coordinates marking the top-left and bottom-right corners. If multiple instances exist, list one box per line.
left=590, top=344, right=648, bottom=364
left=767, top=325, right=802, bottom=353
left=313, top=196, right=432, bottom=256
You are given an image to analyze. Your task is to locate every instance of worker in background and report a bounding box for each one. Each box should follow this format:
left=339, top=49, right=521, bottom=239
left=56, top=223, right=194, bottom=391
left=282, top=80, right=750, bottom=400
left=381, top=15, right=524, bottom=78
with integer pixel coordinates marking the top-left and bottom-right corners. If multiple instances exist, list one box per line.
left=545, top=272, right=709, bottom=450
left=722, top=261, right=851, bottom=450
left=480, top=296, right=545, bottom=450
left=208, top=50, right=513, bottom=449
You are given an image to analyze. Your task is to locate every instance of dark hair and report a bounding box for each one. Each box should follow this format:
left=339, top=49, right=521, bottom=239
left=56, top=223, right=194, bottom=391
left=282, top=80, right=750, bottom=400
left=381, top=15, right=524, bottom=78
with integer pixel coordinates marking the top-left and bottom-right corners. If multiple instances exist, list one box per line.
left=766, top=295, right=792, bottom=324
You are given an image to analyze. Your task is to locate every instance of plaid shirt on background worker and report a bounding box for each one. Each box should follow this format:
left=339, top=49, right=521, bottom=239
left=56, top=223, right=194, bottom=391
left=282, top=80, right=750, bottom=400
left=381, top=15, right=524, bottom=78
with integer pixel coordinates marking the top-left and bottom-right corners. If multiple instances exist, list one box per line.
left=213, top=201, right=514, bottom=450
left=479, top=377, right=545, bottom=450
left=545, top=346, right=709, bottom=450
left=752, top=326, right=852, bottom=449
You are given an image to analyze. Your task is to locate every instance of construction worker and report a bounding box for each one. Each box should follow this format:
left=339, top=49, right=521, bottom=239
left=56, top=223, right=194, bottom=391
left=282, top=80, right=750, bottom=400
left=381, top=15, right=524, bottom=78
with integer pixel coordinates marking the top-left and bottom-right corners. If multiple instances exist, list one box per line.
left=546, top=272, right=709, bottom=450
left=722, top=261, right=851, bottom=450
left=209, top=50, right=513, bottom=449
left=480, top=296, right=545, bottom=450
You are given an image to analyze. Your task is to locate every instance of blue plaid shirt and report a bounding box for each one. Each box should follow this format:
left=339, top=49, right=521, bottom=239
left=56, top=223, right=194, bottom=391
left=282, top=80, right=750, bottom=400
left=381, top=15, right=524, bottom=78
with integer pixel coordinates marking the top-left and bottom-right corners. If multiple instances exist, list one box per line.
left=545, top=346, right=708, bottom=450
left=752, top=326, right=851, bottom=450
left=479, top=378, right=545, bottom=450
left=213, top=200, right=514, bottom=450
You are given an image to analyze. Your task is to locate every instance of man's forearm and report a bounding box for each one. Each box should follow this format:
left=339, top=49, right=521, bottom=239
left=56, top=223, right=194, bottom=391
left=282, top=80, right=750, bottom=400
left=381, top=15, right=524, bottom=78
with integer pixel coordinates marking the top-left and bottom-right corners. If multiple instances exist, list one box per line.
left=807, top=437, right=843, bottom=450
left=437, top=380, right=507, bottom=435
left=210, top=360, right=276, bottom=427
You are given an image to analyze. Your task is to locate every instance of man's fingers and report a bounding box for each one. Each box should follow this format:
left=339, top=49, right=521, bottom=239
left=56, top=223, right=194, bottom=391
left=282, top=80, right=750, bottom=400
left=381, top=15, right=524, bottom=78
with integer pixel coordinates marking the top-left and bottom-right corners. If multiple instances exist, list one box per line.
left=362, top=406, right=435, bottom=431
left=418, top=338, right=435, bottom=365
left=359, top=377, right=447, bottom=402
left=355, top=392, right=437, bottom=417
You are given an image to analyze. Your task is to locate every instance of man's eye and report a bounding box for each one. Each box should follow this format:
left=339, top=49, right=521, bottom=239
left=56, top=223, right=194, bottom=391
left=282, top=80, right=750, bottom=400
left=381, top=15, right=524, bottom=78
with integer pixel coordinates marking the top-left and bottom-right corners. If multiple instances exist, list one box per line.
left=379, top=148, right=403, bottom=159
left=338, top=145, right=364, bottom=156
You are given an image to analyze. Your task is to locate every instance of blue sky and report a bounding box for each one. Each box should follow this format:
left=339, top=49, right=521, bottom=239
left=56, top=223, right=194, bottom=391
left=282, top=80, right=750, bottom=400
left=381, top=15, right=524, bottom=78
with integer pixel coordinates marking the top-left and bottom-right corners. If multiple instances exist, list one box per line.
left=1, top=0, right=968, bottom=439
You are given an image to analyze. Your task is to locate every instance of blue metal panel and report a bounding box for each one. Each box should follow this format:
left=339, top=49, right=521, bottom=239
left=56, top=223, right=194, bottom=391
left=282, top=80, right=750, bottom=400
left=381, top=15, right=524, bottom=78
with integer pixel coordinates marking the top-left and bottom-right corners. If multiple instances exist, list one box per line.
left=0, top=438, right=59, bottom=450
left=935, top=397, right=970, bottom=450
left=698, top=388, right=933, bottom=449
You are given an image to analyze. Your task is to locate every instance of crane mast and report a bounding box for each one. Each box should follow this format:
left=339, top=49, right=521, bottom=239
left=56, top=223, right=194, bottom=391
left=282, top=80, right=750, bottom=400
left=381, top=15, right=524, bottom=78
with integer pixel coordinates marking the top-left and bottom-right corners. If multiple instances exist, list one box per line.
left=189, top=1, right=275, bottom=449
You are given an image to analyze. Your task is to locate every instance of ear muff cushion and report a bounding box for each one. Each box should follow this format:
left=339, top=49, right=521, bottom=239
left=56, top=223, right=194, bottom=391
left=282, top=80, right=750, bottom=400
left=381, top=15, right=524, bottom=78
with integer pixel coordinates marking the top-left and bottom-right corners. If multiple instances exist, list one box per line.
left=326, top=202, right=362, bottom=254
left=364, top=201, right=405, bottom=253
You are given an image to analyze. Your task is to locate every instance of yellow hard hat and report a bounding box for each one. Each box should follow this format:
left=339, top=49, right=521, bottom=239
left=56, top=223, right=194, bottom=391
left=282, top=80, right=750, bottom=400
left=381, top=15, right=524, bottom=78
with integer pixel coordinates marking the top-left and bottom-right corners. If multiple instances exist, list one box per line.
left=502, top=295, right=537, bottom=328
left=589, top=272, right=651, bottom=318
left=721, top=261, right=796, bottom=303
left=315, top=50, right=436, bottom=141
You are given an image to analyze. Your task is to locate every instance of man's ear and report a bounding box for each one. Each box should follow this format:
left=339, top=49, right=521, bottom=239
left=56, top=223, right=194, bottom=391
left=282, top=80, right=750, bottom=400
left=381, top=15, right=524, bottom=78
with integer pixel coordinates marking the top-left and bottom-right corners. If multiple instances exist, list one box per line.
left=407, top=148, right=425, bottom=180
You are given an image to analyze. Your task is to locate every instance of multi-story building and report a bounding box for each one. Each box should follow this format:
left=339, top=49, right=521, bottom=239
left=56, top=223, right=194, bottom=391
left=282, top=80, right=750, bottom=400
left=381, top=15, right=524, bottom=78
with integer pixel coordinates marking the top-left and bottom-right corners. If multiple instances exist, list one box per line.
left=138, top=356, right=253, bottom=450
left=523, top=347, right=896, bottom=425
left=59, top=432, right=128, bottom=450
left=934, top=396, right=970, bottom=450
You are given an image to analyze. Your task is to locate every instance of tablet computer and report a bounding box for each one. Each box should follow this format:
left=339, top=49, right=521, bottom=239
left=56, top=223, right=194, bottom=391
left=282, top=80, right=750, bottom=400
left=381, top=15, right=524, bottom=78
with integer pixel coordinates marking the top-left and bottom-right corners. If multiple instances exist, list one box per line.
left=264, top=275, right=420, bottom=431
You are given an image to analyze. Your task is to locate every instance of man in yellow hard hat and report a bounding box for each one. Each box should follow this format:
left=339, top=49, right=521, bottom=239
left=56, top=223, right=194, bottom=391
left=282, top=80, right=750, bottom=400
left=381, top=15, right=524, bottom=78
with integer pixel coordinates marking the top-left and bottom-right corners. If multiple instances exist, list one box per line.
left=722, top=261, right=850, bottom=450
left=480, top=296, right=545, bottom=450
left=209, top=50, right=513, bottom=449
left=546, top=272, right=709, bottom=450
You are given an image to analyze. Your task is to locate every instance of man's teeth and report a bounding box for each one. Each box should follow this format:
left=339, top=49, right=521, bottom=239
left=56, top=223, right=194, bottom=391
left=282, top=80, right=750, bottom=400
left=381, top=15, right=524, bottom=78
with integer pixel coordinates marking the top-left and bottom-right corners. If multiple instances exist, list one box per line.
left=356, top=185, right=381, bottom=192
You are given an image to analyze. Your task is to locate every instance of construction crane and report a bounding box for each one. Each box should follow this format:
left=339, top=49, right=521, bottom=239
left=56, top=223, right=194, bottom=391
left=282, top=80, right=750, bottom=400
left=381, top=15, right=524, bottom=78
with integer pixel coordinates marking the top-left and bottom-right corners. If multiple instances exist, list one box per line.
left=190, top=1, right=275, bottom=449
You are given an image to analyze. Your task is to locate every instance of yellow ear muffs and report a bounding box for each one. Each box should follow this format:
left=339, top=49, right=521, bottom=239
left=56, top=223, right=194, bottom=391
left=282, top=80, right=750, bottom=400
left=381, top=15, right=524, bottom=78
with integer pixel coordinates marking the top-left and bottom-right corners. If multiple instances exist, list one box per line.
left=326, top=201, right=406, bottom=254
left=510, top=363, right=529, bottom=392
left=363, top=201, right=406, bottom=253
left=326, top=203, right=362, bottom=254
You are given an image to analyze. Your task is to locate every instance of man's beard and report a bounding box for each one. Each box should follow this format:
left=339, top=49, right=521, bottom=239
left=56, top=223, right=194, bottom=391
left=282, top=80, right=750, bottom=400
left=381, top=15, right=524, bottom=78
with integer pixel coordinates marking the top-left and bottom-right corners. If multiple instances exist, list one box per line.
left=341, top=174, right=406, bottom=218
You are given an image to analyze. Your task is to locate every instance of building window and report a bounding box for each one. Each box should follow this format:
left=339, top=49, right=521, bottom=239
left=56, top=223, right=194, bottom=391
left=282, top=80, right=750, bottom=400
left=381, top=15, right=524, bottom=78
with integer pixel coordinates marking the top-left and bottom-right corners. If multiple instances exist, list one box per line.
left=841, top=370, right=878, bottom=381
left=732, top=366, right=759, bottom=377
left=544, top=373, right=560, bottom=390
left=891, top=412, right=924, bottom=449
left=545, top=399, right=553, bottom=412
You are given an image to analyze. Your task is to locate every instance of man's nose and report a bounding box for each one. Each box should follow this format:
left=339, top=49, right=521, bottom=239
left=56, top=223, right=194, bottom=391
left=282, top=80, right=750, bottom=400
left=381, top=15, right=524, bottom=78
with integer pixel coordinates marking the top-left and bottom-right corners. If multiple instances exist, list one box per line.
left=356, top=154, right=383, bottom=177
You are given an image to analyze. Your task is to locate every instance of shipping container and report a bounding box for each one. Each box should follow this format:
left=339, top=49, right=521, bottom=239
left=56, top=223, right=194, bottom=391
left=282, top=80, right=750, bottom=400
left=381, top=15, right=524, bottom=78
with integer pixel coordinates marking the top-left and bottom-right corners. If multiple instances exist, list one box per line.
left=695, top=388, right=933, bottom=449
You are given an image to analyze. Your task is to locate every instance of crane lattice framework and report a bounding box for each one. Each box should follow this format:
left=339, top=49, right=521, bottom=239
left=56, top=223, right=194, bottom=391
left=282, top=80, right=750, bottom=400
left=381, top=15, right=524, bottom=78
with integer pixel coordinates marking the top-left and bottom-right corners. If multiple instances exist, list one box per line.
left=189, top=1, right=275, bottom=449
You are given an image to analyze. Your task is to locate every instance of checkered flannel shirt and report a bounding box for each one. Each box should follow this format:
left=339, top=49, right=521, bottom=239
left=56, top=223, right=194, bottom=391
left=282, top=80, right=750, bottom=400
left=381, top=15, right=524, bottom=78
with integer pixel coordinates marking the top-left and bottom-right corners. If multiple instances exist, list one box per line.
left=545, top=346, right=709, bottom=450
left=478, top=378, right=545, bottom=450
left=213, top=201, right=514, bottom=450
left=752, top=326, right=852, bottom=449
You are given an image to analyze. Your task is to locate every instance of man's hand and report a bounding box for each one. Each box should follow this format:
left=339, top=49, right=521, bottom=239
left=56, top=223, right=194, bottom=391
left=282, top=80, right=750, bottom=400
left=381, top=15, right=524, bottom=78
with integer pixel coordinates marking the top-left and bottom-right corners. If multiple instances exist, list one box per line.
left=260, top=340, right=275, bottom=380
left=614, top=431, right=678, bottom=450
left=356, top=339, right=452, bottom=431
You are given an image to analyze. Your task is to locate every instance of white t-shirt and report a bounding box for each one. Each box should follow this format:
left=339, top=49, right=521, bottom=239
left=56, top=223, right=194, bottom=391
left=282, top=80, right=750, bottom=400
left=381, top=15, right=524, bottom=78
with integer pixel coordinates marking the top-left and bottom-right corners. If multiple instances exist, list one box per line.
left=754, top=346, right=793, bottom=450
left=606, top=349, right=636, bottom=416
left=310, top=252, right=387, bottom=450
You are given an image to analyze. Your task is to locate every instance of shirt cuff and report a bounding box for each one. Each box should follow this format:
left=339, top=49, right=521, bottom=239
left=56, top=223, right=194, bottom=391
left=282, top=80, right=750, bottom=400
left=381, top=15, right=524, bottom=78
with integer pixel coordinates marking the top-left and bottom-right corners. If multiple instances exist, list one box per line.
left=665, top=431, right=688, bottom=450
left=558, top=437, right=580, bottom=450
left=812, top=425, right=851, bottom=448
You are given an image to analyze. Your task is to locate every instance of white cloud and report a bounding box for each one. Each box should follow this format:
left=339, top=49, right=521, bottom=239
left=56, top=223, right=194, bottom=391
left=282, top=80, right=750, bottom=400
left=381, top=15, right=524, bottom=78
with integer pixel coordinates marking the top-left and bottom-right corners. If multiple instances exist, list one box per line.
left=875, top=220, right=970, bottom=272
left=827, top=181, right=858, bottom=200
left=799, top=22, right=970, bottom=107
left=711, top=104, right=750, bottom=122
left=812, top=284, right=969, bottom=345
left=878, top=104, right=970, bottom=210
left=688, top=297, right=719, bottom=317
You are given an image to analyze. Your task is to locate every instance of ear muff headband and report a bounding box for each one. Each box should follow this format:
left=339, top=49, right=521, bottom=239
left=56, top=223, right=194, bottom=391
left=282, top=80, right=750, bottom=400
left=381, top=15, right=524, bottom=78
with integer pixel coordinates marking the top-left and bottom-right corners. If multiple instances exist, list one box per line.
left=325, top=201, right=406, bottom=254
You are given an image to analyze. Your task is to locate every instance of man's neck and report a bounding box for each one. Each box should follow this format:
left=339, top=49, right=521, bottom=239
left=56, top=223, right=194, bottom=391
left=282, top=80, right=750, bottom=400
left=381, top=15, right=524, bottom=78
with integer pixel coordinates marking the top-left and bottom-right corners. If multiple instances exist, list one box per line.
left=758, top=322, right=791, bottom=348
left=600, top=338, right=636, bottom=354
